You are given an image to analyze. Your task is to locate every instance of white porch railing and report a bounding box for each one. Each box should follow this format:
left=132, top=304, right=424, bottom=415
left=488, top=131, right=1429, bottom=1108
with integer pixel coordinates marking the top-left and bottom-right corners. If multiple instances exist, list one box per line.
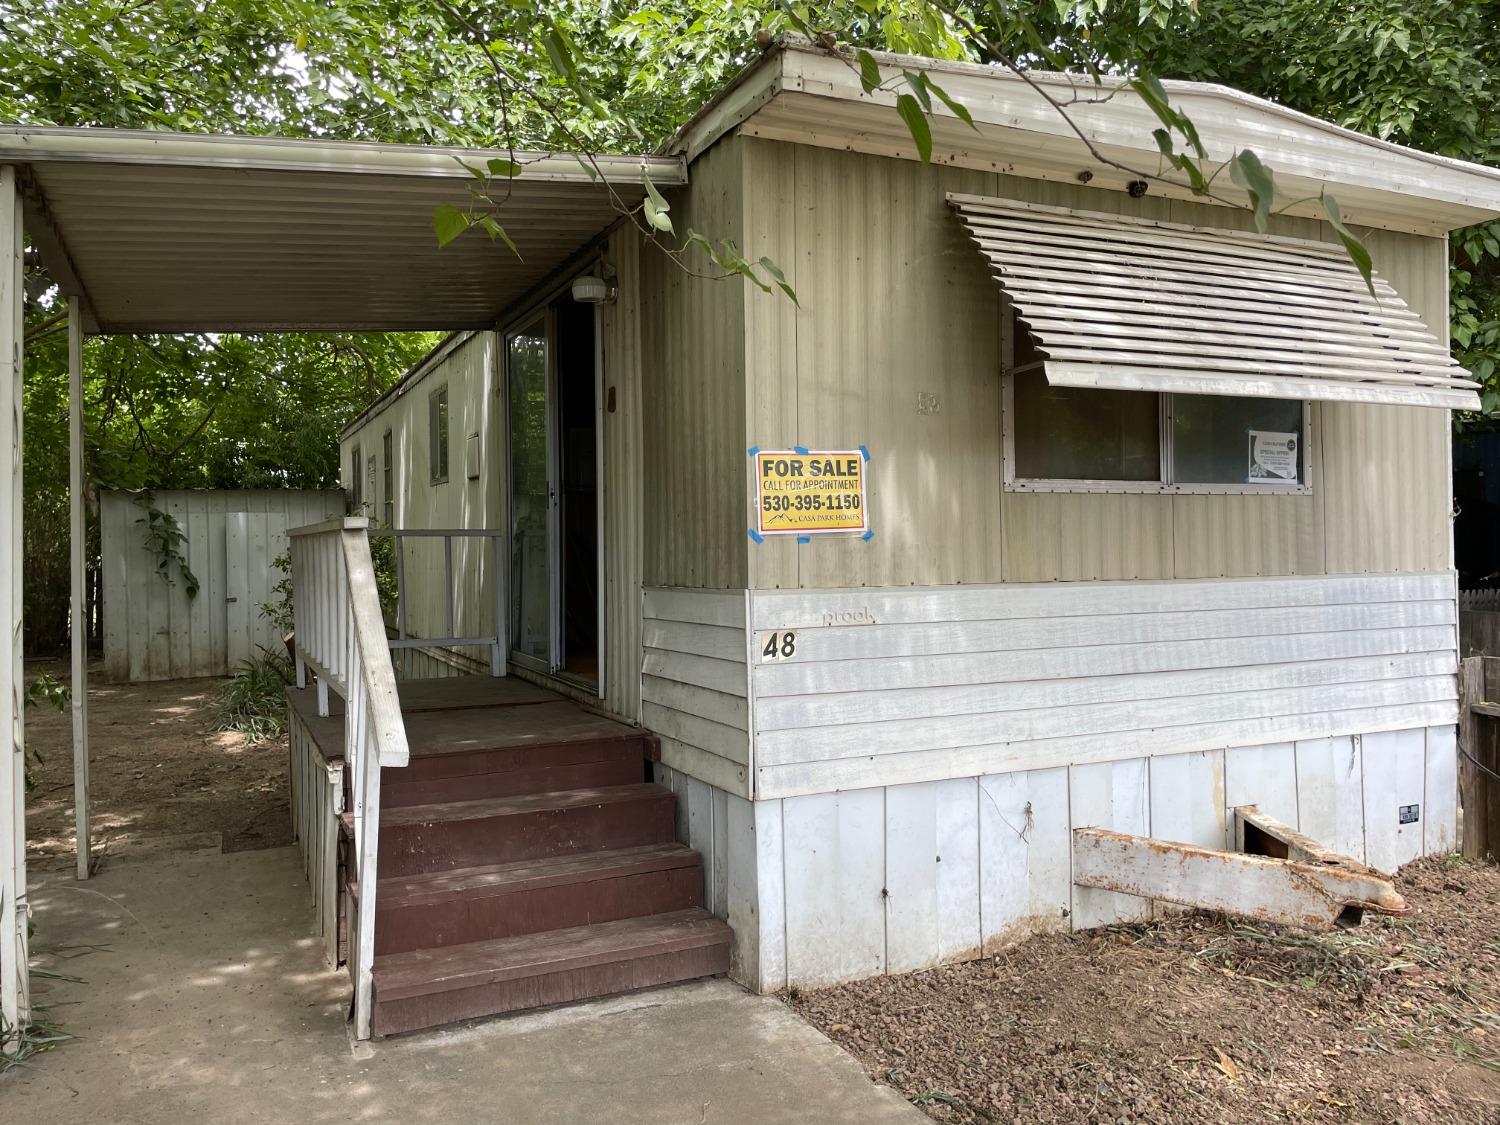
left=371, top=527, right=506, bottom=675
left=288, top=517, right=408, bottom=1040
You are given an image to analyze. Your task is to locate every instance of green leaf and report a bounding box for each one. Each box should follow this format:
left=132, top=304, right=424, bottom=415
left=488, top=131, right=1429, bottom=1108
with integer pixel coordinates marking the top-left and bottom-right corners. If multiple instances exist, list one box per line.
left=432, top=204, right=469, bottom=247
left=1229, top=149, right=1276, bottom=233
left=896, top=93, right=932, bottom=164
left=1152, top=128, right=1175, bottom=158
left=1131, top=74, right=1175, bottom=127
left=486, top=157, right=521, bottom=179
left=856, top=49, right=881, bottom=96
left=927, top=77, right=976, bottom=130
left=1321, top=194, right=1376, bottom=298
left=642, top=174, right=674, bottom=232
left=902, top=70, right=932, bottom=113
left=758, top=256, right=798, bottom=304
left=476, top=216, right=521, bottom=258
left=543, top=27, right=576, bottom=80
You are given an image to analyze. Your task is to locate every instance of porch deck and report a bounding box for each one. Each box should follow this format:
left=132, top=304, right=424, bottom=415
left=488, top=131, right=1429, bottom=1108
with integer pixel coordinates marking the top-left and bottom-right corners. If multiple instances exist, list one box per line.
left=285, top=675, right=638, bottom=766
left=285, top=674, right=730, bottom=1035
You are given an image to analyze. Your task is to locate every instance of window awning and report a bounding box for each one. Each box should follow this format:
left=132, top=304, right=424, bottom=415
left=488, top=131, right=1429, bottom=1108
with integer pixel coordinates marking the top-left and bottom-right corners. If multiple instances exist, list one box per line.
left=949, top=194, right=1481, bottom=411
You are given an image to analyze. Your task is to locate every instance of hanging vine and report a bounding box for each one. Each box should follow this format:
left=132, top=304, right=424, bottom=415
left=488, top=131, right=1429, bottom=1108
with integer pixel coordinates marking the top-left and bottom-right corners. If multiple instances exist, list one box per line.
left=131, top=491, right=199, bottom=598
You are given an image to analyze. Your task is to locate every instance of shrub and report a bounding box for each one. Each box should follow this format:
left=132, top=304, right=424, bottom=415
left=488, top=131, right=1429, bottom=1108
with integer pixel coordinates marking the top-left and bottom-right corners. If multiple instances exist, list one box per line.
left=215, top=647, right=294, bottom=743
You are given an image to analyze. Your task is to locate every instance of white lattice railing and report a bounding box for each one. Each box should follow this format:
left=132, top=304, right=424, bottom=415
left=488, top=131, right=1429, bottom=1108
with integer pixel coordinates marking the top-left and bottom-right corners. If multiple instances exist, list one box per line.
left=288, top=517, right=408, bottom=1040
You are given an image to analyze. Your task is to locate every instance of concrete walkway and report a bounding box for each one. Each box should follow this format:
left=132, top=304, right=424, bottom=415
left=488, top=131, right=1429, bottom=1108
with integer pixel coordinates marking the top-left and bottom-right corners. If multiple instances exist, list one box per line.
left=10, top=847, right=922, bottom=1125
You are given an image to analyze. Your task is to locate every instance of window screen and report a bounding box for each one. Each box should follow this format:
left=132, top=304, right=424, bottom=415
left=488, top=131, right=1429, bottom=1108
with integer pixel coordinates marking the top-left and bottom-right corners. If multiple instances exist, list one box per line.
left=349, top=444, right=362, bottom=509
left=429, top=385, right=449, bottom=484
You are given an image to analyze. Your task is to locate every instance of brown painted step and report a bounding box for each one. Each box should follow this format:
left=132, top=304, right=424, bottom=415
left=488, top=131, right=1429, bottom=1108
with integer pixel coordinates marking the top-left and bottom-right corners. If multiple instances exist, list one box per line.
left=382, top=739, right=647, bottom=808
left=356, top=842, right=706, bottom=955
left=377, top=783, right=676, bottom=877
left=370, top=908, right=732, bottom=1036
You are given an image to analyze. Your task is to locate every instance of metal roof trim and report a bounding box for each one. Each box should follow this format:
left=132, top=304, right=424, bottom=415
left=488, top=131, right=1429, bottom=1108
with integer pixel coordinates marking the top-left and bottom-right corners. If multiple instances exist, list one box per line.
left=0, top=125, right=687, bottom=185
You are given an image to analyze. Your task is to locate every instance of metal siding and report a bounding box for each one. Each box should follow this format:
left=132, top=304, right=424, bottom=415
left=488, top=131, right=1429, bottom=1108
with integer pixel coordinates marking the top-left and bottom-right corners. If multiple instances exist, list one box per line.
left=742, top=141, right=1006, bottom=590
left=1322, top=230, right=1453, bottom=575
left=641, top=587, right=750, bottom=798
left=748, top=573, right=1458, bottom=799
left=639, top=138, right=748, bottom=591
left=749, top=724, right=1454, bottom=989
left=342, top=331, right=502, bottom=669
left=736, top=145, right=1454, bottom=585
left=602, top=225, right=645, bottom=721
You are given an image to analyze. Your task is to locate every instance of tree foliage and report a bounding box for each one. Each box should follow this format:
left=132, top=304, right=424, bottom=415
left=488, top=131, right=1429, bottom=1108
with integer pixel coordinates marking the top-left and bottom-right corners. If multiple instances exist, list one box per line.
left=3, top=1, right=1498, bottom=649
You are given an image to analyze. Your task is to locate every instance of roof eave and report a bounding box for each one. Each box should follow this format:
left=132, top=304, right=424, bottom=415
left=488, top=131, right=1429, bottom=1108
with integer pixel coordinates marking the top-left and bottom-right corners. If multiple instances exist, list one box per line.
left=0, top=126, right=688, bottom=186
left=669, top=34, right=1500, bottom=233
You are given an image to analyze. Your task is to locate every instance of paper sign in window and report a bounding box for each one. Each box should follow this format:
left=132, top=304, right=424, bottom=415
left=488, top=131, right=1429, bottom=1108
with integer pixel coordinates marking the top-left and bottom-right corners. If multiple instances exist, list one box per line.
left=1248, top=430, right=1299, bottom=484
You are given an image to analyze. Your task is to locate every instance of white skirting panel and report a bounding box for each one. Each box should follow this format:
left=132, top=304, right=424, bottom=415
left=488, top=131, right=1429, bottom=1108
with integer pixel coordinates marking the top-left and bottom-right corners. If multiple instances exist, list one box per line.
left=749, top=572, right=1459, bottom=799
left=671, top=727, right=1458, bottom=993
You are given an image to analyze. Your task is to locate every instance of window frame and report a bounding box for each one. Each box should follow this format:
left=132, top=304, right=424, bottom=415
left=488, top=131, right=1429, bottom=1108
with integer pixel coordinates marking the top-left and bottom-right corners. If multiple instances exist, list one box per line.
left=349, top=443, right=362, bottom=509
left=382, top=427, right=394, bottom=527
left=1000, top=370, right=1314, bottom=497
left=429, top=383, right=450, bottom=485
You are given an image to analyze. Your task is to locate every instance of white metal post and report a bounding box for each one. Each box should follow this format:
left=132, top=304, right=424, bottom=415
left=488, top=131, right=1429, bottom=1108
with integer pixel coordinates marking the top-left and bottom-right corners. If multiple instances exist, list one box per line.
left=68, top=296, right=89, bottom=880
left=0, top=164, right=29, bottom=1044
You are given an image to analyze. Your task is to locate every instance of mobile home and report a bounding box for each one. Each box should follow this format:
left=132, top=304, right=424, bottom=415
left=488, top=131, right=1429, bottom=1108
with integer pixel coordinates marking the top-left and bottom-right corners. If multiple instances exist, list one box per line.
left=328, top=37, right=1500, bottom=1025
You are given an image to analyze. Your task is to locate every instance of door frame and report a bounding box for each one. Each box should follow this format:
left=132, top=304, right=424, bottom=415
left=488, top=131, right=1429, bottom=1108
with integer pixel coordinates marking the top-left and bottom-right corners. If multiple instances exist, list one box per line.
left=504, top=308, right=560, bottom=677
left=500, top=264, right=607, bottom=699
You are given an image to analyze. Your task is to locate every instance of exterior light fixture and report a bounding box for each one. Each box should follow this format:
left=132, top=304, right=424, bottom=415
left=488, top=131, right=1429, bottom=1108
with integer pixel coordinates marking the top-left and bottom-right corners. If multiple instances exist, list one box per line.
left=570, top=274, right=616, bottom=305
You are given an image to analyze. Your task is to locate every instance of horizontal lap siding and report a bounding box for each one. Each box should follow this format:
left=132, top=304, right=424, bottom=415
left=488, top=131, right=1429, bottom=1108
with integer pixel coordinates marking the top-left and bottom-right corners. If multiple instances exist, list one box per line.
left=749, top=572, right=1459, bottom=799
left=642, top=588, right=751, bottom=798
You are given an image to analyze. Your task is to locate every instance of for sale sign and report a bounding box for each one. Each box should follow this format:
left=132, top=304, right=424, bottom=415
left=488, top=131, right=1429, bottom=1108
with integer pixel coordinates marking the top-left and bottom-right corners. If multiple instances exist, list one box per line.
left=753, top=449, right=868, bottom=536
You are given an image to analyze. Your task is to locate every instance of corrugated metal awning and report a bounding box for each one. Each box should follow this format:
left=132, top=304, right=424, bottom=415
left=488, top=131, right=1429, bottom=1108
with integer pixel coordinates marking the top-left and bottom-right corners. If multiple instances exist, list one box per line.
left=949, top=194, right=1480, bottom=411
left=3, top=126, right=686, bottom=334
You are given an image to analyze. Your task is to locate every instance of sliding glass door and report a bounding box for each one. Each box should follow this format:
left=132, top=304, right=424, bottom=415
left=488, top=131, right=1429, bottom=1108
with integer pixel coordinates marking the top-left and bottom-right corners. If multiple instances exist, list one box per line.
left=507, top=318, right=557, bottom=670
left=505, top=294, right=603, bottom=687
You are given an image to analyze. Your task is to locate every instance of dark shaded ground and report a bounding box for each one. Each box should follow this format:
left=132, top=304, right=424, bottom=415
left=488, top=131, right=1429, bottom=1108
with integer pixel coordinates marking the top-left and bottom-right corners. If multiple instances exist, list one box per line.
left=25, top=662, right=289, bottom=869
left=793, top=856, right=1500, bottom=1124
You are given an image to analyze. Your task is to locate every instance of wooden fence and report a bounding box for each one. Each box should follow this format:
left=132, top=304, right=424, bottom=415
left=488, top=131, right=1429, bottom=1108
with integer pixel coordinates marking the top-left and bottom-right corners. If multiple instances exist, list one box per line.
left=101, top=489, right=345, bottom=681
left=1459, top=655, right=1500, bottom=859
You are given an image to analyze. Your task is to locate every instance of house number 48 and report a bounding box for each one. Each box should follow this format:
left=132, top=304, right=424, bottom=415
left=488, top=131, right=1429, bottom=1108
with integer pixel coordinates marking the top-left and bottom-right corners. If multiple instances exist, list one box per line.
left=760, top=631, right=797, bottom=661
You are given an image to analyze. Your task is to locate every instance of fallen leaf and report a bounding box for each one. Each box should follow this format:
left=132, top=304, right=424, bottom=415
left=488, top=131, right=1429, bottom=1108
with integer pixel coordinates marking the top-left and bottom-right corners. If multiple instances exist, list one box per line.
left=1213, top=1047, right=1241, bottom=1082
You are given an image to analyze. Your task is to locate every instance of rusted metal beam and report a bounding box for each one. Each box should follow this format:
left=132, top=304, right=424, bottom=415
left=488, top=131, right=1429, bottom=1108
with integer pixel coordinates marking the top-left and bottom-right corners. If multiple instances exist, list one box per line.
left=1073, top=813, right=1406, bottom=930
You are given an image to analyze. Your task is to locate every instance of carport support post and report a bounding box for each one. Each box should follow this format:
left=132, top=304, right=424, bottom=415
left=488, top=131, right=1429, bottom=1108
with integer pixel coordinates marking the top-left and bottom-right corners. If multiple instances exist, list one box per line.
left=0, top=164, right=29, bottom=1045
left=69, top=295, right=89, bottom=880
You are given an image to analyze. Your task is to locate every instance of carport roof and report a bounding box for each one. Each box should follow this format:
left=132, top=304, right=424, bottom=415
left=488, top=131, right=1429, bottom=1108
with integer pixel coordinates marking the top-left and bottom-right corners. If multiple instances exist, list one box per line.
left=2, top=126, right=686, bottom=334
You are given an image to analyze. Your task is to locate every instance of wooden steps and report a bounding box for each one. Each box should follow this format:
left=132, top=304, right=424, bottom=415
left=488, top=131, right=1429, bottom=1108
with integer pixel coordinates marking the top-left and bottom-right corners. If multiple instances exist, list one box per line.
left=383, top=738, right=646, bottom=808
left=371, top=909, right=731, bottom=1036
left=312, top=679, right=730, bottom=1036
left=357, top=842, right=707, bottom=955
left=377, top=784, right=677, bottom=877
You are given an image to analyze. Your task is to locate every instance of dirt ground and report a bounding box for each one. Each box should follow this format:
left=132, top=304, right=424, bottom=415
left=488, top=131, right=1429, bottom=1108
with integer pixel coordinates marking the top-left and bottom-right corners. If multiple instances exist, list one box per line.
left=792, top=856, right=1500, bottom=1124
left=24, top=661, right=290, bottom=870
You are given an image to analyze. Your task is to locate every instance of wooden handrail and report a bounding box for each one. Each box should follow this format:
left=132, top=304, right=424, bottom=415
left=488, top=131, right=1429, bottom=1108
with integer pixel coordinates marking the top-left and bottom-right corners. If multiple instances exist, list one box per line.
left=289, top=515, right=369, bottom=537
left=340, top=528, right=409, bottom=768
